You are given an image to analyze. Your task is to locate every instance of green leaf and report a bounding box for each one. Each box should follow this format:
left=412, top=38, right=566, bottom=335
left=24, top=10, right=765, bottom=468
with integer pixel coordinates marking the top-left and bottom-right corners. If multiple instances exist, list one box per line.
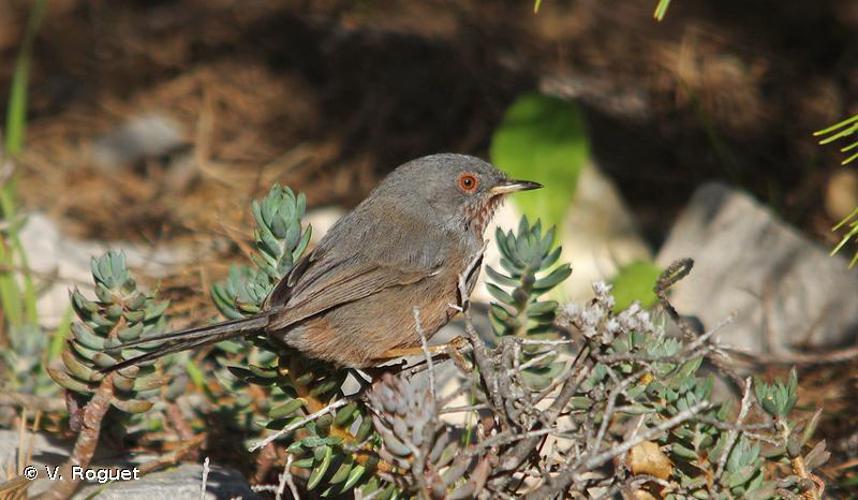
left=71, top=323, right=105, bottom=350
left=533, top=264, right=572, bottom=292
left=486, top=283, right=515, bottom=305
left=485, top=266, right=519, bottom=287
left=61, top=350, right=102, bottom=382
left=610, top=261, right=662, bottom=312
left=754, top=370, right=798, bottom=418
left=111, top=398, right=154, bottom=413
left=5, top=0, right=48, bottom=155
left=527, top=300, right=558, bottom=315
left=112, top=372, right=135, bottom=392
left=328, top=458, right=354, bottom=485
left=143, top=300, right=170, bottom=321
left=293, top=225, right=312, bottom=262
left=307, top=445, right=334, bottom=490
left=342, top=464, right=367, bottom=491
left=354, top=418, right=374, bottom=441
left=490, top=93, right=589, bottom=230
left=490, top=303, right=513, bottom=323
left=540, top=246, right=562, bottom=269
left=653, top=0, right=672, bottom=21
left=48, top=364, right=95, bottom=393
left=334, top=402, right=359, bottom=426
left=269, top=398, right=305, bottom=419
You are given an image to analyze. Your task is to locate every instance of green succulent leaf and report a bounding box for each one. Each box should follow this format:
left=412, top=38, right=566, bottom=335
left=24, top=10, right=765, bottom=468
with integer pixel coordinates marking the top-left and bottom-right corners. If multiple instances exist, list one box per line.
left=307, top=445, right=334, bottom=490
left=754, top=368, right=799, bottom=418
left=50, top=249, right=173, bottom=423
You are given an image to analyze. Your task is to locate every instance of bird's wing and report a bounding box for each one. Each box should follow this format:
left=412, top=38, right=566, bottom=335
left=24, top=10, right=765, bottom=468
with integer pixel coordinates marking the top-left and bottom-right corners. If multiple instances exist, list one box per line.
left=265, top=246, right=441, bottom=331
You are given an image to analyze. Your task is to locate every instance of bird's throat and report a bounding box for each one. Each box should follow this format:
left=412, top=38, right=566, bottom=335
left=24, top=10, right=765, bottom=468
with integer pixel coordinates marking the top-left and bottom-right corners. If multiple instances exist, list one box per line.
left=468, top=195, right=504, bottom=237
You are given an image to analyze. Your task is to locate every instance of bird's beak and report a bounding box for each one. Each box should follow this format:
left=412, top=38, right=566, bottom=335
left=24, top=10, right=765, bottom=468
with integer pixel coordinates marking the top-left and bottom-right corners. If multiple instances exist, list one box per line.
left=490, top=179, right=543, bottom=195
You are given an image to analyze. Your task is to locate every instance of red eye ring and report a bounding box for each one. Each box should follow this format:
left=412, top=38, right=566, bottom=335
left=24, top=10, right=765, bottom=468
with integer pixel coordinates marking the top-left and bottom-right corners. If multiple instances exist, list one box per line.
left=457, top=173, right=479, bottom=193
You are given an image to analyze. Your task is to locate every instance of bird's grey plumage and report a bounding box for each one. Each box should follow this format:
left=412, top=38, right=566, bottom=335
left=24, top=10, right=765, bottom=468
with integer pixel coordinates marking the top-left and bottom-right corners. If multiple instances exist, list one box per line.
left=105, top=153, right=538, bottom=371
left=268, top=155, right=498, bottom=298
left=262, top=154, right=500, bottom=364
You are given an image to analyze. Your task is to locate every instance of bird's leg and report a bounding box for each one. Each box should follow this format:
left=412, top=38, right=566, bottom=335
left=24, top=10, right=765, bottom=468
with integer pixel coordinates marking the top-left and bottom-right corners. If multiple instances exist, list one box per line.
left=373, top=336, right=470, bottom=363
left=446, top=337, right=473, bottom=373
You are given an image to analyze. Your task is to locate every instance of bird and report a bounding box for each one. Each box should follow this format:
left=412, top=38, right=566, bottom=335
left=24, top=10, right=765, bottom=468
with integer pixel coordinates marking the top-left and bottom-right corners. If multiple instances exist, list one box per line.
left=105, top=153, right=541, bottom=371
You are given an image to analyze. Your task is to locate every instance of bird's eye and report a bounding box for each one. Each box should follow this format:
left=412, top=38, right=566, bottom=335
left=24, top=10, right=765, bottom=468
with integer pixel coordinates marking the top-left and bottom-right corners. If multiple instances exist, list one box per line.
left=457, top=173, right=479, bottom=193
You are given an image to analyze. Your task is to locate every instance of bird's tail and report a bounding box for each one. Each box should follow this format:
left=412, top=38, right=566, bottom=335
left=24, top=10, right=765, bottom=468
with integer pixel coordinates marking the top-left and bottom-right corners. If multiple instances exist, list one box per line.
left=102, top=314, right=271, bottom=373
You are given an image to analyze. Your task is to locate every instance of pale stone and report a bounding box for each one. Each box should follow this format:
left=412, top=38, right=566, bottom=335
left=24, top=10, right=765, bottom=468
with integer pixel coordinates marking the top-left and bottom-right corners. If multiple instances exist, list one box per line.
left=657, top=182, right=858, bottom=355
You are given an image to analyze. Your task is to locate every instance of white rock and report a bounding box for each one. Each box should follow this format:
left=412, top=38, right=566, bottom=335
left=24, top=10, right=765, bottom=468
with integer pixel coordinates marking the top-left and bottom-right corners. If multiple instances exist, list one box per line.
left=559, top=163, right=652, bottom=300
left=0, top=429, right=257, bottom=499
left=657, top=182, right=858, bottom=354
left=76, top=463, right=260, bottom=500
left=92, top=113, right=186, bottom=169
left=19, top=213, right=199, bottom=328
left=304, top=206, right=346, bottom=245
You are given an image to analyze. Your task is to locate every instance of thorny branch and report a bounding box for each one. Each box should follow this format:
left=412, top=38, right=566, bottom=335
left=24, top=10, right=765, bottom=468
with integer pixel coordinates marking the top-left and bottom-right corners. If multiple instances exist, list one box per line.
left=249, top=395, right=356, bottom=452
left=528, top=401, right=711, bottom=500
left=370, top=257, right=828, bottom=498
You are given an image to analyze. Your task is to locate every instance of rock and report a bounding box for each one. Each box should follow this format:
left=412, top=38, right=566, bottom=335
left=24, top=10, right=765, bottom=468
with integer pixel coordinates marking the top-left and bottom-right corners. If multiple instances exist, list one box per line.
left=304, top=206, right=347, bottom=245
left=656, top=182, right=858, bottom=354
left=75, top=463, right=260, bottom=500
left=558, top=163, right=652, bottom=300
left=0, top=428, right=71, bottom=466
left=0, top=429, right=257, bottom=499
left=0, top=428, right=72, bottom=497
left=19, top=213, right=200, bottom=328
left=92, top=113, right=187, bottom=169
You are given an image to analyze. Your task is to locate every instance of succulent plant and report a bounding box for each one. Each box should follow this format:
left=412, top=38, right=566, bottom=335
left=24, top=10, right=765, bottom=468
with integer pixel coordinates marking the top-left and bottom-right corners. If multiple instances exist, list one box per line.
left=211, top=185, right=311, bottom=320
left=47, top=251, right=172, bottom=414
left=366, top=374, right=489, bottom=499
left=226, top=354, right=379, bottom=496
left=486, top=216, right=571, bottom=389
left=754, top=367, right=798, bottom=419
left=1, top=323, right=57, bottom=397
left=39, top=251, right=182, bottom=499
left=195, top=187, right=831, bottom=499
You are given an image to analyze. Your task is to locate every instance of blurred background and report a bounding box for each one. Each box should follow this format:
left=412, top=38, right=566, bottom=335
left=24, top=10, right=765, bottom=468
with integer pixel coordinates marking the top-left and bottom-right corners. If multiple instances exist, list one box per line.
left=3, top=0, right=856, bottom=326
left=1, top=0, right=857, bottom=493
left=0, top=0, right=853, bottom=230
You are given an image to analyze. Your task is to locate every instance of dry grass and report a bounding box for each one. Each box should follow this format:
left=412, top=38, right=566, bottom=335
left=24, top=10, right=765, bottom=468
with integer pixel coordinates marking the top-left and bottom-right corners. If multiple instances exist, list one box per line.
left=0, top=408, right=41, bottom=500
left=798, top=361, right=858, bottom=489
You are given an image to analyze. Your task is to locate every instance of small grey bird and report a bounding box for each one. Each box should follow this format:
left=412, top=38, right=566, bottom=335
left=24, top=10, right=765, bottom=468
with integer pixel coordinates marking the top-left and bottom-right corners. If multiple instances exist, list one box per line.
left=108, top=154, right=541, bottom=370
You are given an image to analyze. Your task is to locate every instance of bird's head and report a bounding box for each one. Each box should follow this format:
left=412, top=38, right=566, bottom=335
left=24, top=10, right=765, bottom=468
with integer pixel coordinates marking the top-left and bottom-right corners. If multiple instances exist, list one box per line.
left=376, top=153, right=542, bottom=236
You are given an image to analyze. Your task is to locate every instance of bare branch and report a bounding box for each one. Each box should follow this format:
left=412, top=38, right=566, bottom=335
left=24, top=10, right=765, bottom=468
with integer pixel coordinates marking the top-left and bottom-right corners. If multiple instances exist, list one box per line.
left=413, top=306, right=436, bottom=402
left=249, top=396, right=356, bottom=452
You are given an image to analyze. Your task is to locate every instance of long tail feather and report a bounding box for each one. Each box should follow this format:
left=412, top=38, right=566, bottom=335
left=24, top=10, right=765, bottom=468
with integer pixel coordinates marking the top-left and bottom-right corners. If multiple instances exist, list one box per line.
left=104, top=315, right=269, bottom=351
left=101, top=314, right=271, bottom=373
